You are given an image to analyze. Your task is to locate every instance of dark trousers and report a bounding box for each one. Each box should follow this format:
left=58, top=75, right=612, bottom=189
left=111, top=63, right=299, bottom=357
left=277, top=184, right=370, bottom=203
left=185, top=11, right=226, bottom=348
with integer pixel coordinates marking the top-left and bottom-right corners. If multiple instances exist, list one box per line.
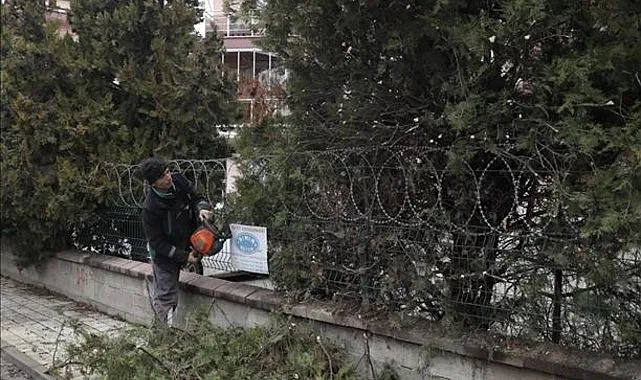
left=151, top=260, right=180, bottom=325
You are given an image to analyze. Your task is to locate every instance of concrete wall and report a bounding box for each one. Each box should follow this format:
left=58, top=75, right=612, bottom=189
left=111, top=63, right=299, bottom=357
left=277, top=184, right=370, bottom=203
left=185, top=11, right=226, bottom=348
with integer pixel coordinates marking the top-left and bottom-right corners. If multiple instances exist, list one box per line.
left=1, top=245, right=638, bottom=380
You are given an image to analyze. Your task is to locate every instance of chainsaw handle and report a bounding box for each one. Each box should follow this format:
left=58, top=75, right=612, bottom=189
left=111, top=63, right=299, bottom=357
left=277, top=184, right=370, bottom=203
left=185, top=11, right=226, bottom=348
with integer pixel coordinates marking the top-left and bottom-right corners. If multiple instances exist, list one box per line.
left=201, top=216, right=217, bottom=233
left=200, top=216, right=232, bottom=240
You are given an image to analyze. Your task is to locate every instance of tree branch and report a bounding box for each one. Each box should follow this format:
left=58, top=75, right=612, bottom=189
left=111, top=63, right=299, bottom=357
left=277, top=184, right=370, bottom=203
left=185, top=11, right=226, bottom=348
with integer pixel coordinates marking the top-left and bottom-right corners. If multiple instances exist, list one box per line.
left=317, top=336, right=333, bottom=380
left=136, top=345, right=172, bottom=374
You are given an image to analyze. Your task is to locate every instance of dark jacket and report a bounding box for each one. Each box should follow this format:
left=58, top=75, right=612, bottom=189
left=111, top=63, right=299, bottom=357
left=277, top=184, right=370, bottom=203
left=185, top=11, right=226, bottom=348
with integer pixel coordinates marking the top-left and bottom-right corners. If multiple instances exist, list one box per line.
left=142, top=173, right=211, bottom=270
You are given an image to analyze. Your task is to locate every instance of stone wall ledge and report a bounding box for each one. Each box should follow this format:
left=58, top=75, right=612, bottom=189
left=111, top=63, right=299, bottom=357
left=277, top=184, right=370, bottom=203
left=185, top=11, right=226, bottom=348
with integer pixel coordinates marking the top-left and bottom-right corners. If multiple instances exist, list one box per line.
left=33, top=250, right=641, bottom=380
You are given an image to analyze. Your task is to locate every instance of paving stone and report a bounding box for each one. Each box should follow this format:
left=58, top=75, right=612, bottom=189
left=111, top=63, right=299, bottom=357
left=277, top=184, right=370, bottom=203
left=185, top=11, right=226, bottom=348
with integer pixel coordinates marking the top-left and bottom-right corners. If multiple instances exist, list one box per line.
left=1, top=276, right=131, bottom=380
left=1, top=331, right=26, bottom=346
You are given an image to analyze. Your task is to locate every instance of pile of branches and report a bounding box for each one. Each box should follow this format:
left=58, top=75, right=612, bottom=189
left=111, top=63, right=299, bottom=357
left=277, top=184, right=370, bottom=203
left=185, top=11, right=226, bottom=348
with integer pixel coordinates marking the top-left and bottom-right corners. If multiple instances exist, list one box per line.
left=58, top=312, right=398, bottom=380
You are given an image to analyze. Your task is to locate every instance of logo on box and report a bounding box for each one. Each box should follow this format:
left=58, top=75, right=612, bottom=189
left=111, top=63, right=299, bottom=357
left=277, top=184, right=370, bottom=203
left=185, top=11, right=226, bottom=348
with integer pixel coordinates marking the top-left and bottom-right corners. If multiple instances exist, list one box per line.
left=234, top=232, right=260, bottom=255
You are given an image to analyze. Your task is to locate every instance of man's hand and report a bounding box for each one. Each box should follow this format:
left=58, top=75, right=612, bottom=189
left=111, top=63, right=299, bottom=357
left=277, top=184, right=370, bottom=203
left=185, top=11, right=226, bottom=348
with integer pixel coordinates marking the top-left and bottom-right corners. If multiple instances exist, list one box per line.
left=187, top=249, right=200, bottom=263
left=199, top=209, right=213, bottom=222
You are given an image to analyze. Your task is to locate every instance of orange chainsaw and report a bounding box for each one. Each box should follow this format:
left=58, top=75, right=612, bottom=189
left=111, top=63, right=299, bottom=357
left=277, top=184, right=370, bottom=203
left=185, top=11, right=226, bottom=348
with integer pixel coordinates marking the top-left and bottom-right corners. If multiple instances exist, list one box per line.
left=189, top=217, right=232, bottom=257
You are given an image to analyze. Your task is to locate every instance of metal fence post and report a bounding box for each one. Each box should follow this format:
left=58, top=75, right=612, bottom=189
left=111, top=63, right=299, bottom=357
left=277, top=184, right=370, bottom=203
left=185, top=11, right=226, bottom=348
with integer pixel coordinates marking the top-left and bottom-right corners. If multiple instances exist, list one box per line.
left=358, top=223, right=372, bottom=309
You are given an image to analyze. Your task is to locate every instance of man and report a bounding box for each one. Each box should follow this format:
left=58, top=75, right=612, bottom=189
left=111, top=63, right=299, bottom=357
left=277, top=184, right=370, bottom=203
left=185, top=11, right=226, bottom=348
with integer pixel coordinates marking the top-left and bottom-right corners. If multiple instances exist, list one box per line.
left=140, top=157, right=212, bottom=325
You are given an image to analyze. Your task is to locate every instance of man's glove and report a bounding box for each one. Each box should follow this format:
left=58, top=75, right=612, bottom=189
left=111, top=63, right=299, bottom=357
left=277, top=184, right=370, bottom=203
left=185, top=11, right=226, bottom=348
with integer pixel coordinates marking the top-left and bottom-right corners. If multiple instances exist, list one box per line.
left=199, top=209, right=213, bottom=222
left=187, top=249, right=201, bottom=263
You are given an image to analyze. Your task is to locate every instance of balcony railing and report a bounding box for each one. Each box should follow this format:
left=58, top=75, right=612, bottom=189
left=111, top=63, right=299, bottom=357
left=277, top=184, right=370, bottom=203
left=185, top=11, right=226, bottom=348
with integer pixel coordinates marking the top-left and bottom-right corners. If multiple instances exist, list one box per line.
left=206, top=11, right=263, bottom=38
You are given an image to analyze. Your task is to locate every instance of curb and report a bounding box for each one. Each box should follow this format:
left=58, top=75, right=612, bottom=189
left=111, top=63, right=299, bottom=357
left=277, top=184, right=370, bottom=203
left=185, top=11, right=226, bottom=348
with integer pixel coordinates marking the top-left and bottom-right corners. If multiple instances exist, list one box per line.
left=0, top=339, right=56, bottom=380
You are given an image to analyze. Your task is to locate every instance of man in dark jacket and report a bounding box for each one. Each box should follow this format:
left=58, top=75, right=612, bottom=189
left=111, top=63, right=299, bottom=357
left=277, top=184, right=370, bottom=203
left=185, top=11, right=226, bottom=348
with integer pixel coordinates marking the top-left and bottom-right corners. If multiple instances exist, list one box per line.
left=140, top=157, right=212, bottom=325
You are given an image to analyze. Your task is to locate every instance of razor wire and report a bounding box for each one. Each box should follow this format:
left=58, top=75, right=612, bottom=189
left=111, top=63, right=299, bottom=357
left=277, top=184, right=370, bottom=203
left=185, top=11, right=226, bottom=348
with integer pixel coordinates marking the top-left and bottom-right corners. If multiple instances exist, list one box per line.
left=98, top=158, right=229, bottom=208
left=242, top=146, right=583, bottom=240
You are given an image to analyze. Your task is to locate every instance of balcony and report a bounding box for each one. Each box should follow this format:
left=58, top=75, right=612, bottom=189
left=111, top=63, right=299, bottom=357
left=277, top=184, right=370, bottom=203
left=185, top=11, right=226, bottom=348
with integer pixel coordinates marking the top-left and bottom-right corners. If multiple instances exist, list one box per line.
left=206, top=11, right=263, bottom=39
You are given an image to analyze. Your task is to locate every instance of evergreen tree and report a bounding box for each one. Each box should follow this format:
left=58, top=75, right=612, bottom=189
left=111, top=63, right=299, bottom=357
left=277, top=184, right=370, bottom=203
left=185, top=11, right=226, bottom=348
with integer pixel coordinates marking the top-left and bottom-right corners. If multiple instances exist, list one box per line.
left=69, top=0, right=239, bottom=158
left=232, top=0, right=641, bottom=355
left=1, top=0, right=240, bottom=264
left=1, top=0, right=116, bottom=260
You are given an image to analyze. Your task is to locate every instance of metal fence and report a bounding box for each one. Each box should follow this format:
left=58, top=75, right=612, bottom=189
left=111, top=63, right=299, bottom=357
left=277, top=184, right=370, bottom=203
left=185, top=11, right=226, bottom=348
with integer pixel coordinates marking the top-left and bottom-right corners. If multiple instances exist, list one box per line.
left=240, top=147, right=641, bottom=358
left=76, top=148, right=641, bottom=358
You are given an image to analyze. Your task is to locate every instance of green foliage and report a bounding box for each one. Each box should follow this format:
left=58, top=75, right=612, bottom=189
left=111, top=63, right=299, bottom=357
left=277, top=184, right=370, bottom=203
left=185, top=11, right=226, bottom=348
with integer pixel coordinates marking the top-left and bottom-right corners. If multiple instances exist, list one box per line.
left=70, top=0, right=240, bottom=158
left=62, top=312, right=396, bottom=379
left=228, top=0, right=641, bottom=356
left=237, top=0, right=641, bottom=237
left=1, top=0, right=112, bottom=262
left=1, top=0, right=239, bottom=266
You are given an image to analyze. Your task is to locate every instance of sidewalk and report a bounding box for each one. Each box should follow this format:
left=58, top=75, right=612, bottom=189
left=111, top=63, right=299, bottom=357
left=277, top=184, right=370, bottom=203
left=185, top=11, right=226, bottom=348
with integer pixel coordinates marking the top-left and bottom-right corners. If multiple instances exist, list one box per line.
left=0, top=276, right=129, bottom=380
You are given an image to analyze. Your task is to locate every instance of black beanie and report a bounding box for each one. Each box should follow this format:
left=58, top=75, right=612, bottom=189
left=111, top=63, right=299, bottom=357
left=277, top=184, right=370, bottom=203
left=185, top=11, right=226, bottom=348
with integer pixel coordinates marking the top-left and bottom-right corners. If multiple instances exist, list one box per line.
left=140, top=157, right=168, bottom=184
